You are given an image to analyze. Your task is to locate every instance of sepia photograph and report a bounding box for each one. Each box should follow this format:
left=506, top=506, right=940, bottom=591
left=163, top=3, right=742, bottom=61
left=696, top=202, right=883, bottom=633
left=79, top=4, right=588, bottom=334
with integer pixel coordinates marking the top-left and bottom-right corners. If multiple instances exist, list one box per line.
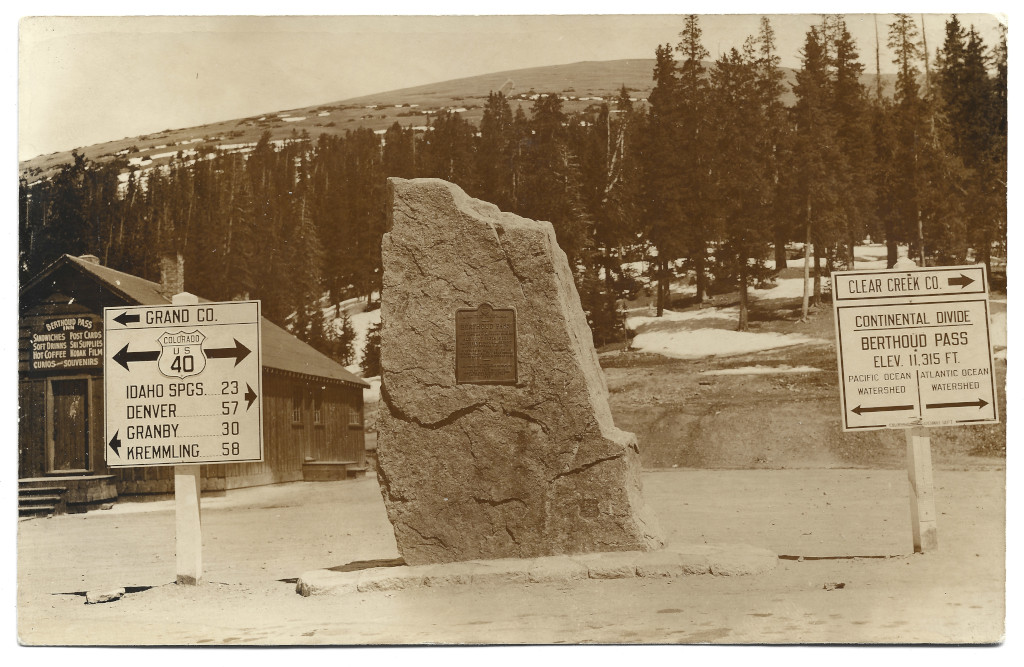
left=13, top=4, right=1010, bottom=650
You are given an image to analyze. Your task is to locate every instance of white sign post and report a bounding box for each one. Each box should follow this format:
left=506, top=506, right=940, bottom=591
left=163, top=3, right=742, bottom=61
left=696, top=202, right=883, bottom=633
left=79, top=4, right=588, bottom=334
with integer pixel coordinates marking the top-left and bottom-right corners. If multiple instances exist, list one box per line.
left=104, top=296, right=263, bottom=584
left=832, top=264, right=998, bottom=552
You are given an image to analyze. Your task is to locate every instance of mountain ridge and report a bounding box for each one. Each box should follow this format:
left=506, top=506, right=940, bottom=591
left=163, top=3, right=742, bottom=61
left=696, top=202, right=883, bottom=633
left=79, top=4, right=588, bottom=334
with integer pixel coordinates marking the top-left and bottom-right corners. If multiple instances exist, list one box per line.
left=20, top=58, right=895, bottom=180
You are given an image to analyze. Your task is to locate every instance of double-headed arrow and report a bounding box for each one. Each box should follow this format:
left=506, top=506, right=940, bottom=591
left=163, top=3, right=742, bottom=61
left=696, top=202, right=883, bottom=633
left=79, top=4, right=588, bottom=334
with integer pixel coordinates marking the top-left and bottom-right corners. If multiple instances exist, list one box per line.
left=947, top=273, right=975, bottom=289
left=851, top=404, right=914, bottom=416
left=926, top=398, right=988, bottom=410
left=112, top=339, right=251, bottom=371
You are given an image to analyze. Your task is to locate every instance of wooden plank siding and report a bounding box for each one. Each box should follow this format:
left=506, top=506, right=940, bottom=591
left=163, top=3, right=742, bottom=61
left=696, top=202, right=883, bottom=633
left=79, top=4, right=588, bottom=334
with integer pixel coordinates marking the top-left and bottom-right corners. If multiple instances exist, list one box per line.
left=20, top=256, right=367, bottom=498
left=18, top=378, right=46, bottom=478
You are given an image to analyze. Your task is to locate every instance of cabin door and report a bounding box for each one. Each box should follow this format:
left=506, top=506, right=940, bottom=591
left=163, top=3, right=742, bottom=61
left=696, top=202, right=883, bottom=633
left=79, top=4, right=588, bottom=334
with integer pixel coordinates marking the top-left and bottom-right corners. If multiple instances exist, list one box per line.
left=48, top=378, right=90, bottom=472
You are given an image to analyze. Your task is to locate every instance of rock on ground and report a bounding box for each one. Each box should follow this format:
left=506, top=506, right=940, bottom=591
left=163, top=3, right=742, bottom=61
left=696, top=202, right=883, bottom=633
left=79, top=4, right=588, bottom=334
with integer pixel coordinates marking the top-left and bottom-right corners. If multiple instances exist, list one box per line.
left=85, top=588, right=125, bottom=604
left=377, top=178, right=663, bottom=565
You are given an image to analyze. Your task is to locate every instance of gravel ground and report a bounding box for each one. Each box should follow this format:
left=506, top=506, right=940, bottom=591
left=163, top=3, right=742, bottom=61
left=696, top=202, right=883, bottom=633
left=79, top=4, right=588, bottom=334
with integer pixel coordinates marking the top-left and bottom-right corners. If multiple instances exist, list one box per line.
left=16, top=467, right=1005, bottom=646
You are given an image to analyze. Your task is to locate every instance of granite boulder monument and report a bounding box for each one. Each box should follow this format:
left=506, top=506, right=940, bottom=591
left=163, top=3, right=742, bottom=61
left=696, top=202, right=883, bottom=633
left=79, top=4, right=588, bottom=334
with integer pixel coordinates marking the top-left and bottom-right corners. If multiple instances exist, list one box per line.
left=376, top=177, right=663, bottom=565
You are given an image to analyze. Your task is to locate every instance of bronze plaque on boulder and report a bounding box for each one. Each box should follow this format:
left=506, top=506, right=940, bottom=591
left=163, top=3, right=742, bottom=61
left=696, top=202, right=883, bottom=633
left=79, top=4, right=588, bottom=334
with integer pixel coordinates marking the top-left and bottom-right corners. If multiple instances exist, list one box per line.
left=455, top=303, right=517, bottom=384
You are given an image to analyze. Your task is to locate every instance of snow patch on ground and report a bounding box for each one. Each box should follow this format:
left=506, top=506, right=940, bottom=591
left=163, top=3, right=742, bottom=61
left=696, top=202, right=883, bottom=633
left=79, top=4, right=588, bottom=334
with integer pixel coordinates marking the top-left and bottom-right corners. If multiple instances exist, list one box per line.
left=763, top=257, right=827, bottom=271
left=752, top=278, right=809, bottom=300
left=632, top=328, right=828, bottom=359
left=763, top=244, right=893, bottom=271
left=626, top=307, right=740, bottom=331
left=621, top=260, right=649, bottom=276
left=313, top=294, right=380, bottom=375
left=671, top=282, right=698, bottom=296
left=362, top=376, right=381, bottom=403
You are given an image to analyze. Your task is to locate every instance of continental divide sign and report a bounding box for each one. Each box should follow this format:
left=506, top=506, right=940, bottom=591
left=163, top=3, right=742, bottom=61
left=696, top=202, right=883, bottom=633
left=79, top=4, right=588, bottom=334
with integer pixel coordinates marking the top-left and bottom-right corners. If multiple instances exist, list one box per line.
left=831, top=265, right=998, bottom=431
left=103, top=301, right=264, bottom=467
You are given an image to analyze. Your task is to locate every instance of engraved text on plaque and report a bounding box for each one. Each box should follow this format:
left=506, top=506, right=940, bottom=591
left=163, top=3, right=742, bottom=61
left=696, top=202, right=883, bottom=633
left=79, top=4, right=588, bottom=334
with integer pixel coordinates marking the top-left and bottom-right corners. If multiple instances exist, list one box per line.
left=455, top=303, right=517, bottom=384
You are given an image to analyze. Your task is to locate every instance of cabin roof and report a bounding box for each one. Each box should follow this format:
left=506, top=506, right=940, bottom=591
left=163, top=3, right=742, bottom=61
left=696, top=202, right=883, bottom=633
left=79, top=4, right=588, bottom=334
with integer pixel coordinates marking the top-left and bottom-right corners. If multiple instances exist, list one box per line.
left=22, top=254, right=370, bottom=388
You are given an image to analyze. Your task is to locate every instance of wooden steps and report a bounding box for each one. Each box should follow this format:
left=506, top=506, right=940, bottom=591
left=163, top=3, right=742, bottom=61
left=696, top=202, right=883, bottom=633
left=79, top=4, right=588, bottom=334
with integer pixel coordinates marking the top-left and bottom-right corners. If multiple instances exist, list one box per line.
left=18, top=485, right=68, bottom=517
left=18, top=475, right=117, bottom=514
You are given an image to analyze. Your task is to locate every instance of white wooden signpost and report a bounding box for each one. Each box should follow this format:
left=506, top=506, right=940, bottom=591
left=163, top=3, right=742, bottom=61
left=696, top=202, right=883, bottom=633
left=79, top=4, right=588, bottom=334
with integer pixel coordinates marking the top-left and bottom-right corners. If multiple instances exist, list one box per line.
left=831, top=264, right=998, bottom=552
left=104, top=295, right=263, bottom=584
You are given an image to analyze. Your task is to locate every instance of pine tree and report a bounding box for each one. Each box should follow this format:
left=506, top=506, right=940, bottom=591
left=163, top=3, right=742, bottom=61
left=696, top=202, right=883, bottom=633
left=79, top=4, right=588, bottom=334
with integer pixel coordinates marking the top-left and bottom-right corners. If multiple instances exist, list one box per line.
left=419, top=110, right=476, bottom=191
left=708, top=41, right=773, bottom=331
left=751, top=17, right=789, bottom=274
left=477, top=92, right=516, bottom=210
left=830, top=16, right=876, bottom=268
left=218, top=151, right=259, bottom=301
left=675, top=15, right=716, bottom=302
left=935, top=18, right=1005, bottom=270
left=333, top=312, right=357, bottom=366
left=791, top=25, right=841, bottom=318
left=519, top=94, right=592, bottom=267
left=382, top=122, right=416, bottom=178
left=888, top=14, right=927, bottom=264
left=984, top=23, right=1008, bottom=271
left=360, top=320, right=382, bottom=377
left=641, top=43, right=683, bottom=316
left=290, top=183, right=327, bottom=344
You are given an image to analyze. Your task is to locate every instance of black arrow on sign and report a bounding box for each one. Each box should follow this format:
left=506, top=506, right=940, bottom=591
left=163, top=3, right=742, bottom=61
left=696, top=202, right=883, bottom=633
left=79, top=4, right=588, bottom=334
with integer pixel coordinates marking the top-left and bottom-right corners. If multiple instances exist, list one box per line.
left=852, top=404, right=915, bottom=416
left=926, top=398, right=989, bottom=410
left=244, top=384, right=258, bottom=410
left=205, top=339, right=251, bottom=366
left=947, top=273, right=975, bottom=288
left=112, top=343, right=159, bottom=371
left=108, top=431, right=122, bottom=457
left=113, top=311, right=140, bottom=326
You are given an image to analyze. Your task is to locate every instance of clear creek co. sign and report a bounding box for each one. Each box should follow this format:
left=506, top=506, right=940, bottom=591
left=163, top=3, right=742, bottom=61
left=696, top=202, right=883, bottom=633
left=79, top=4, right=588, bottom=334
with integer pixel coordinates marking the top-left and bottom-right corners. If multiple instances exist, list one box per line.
left=832, top=265, right=998, bottom=431
left=103, top=301, right=263, bottom=466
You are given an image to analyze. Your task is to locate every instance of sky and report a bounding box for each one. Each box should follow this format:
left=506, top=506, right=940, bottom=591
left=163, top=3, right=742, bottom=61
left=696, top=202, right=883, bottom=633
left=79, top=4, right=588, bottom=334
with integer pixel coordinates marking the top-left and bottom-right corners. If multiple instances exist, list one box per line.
left=16, top=5, right=1007, bottom=162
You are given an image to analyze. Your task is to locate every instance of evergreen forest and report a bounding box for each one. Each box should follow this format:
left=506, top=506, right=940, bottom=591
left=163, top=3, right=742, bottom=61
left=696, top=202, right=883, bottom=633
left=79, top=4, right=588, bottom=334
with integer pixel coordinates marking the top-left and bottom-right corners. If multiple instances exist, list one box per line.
left=19, top=15, right=1008, bottom=363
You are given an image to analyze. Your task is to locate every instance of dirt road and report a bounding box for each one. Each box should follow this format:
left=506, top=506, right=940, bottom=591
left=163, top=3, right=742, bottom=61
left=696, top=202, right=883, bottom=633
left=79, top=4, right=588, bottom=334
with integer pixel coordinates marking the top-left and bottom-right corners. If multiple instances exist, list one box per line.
left=17, top=468, right=1004, bottom=645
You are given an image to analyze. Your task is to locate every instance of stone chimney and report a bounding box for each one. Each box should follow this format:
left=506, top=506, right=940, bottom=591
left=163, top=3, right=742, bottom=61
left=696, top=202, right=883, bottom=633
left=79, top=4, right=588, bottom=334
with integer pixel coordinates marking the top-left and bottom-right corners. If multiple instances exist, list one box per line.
left=159, top=253, right=185, bottom=297
left=78, top=254, right=100, bottom=265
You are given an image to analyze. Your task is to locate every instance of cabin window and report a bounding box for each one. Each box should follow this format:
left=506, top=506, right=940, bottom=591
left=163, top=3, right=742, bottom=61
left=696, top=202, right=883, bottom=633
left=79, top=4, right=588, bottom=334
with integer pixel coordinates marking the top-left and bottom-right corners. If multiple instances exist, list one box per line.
left=291, top=385, right=304, bottom=424
left=349, top=404, right=363, bottom=428
left=313, top=388, right=323, bottom=425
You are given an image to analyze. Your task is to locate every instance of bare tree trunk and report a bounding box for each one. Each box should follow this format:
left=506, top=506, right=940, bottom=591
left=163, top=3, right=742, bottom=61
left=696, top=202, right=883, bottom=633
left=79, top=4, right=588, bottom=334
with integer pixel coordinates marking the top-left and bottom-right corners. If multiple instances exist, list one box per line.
left=656, top=256, right=666, bottom=317
left=738, top=251, right=749, bottom=331
left=982, top=225, right=992, bottom=275
left=604, top=246, right=615, bottom=289
left=812, top=242, right=822, bottom=306
left=917, top=208, right=926, bottom=267
left=695, top=238, right=707, bottom=304
left=921, top=14, right=931, bottom=96
left=801, top=202, right=812, bottom=322
left=886, top=217, right=898, bottom=268
left=874, top=15, right=883, bottom=101
left=774, top=224, right=788, bottom=269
